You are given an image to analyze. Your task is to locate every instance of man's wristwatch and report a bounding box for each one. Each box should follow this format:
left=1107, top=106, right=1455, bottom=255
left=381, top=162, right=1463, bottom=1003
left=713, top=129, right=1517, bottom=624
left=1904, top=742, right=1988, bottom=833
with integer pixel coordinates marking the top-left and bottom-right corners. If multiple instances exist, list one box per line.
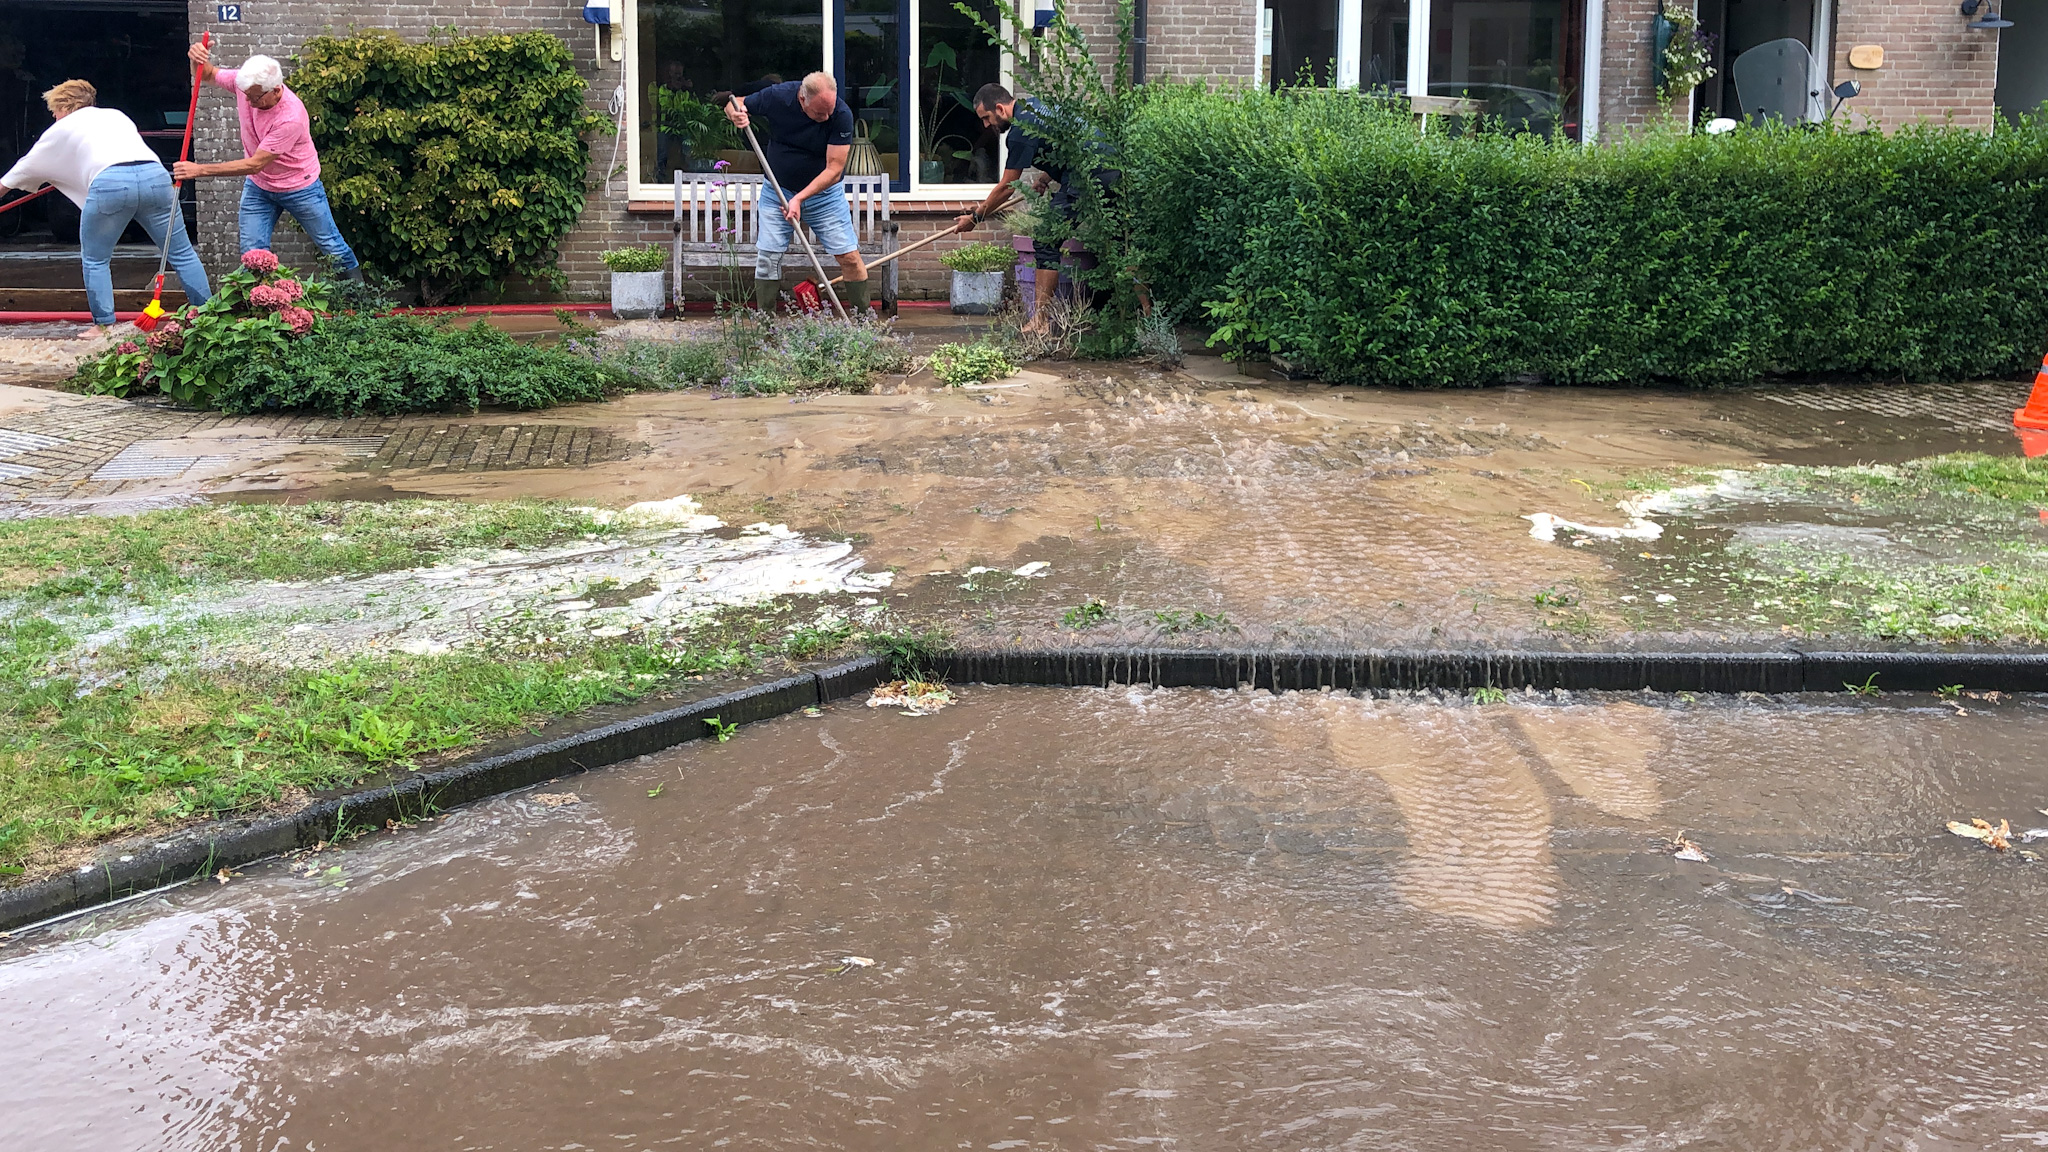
left=970, top=209, right=984, bottom=223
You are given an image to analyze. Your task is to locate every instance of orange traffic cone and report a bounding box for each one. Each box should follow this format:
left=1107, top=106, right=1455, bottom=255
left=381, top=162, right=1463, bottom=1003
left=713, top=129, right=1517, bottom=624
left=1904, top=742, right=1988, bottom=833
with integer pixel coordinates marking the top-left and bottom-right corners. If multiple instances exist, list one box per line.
left=2014, top=350, right=2048, bottom=431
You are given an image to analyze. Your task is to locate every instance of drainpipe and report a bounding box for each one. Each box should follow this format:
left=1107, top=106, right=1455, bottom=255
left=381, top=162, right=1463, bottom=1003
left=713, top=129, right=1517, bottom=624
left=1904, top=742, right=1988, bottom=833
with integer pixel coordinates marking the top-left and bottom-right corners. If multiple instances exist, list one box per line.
left=1132, top=0, right=1148, bottom=83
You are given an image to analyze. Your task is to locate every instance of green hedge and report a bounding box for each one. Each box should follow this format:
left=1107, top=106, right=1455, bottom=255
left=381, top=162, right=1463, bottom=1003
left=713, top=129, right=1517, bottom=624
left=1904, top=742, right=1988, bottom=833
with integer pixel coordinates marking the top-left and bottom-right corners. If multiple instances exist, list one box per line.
left=1128, top=88, right=2048, bottom=385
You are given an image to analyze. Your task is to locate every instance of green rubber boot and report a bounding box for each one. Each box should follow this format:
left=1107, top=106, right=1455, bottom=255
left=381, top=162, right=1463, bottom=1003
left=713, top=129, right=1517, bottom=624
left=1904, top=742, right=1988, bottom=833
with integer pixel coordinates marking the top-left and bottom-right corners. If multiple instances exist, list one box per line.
left=841, top=278, right=874, bottom=317
left=754, top=277, right=781, bottom=312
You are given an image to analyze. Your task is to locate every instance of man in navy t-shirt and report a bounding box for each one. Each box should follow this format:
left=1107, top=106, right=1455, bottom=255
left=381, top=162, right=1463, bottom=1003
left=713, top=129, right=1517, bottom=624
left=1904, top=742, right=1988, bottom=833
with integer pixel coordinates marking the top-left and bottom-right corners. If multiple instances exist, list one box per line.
left=952, top=83, right=1107, bottom=334
left=724, top=73, right=871, bottom=314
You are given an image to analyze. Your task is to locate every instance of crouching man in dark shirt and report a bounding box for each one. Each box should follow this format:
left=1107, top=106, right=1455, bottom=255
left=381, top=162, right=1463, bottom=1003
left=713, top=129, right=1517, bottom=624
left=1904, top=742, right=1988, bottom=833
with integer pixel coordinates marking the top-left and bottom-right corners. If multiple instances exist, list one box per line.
left=724, top=73, right=871, bottom=314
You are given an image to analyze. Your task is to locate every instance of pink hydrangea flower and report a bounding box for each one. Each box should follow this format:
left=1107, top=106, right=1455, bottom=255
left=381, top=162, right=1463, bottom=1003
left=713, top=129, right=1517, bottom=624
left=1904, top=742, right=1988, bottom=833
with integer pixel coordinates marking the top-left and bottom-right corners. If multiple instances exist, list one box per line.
left=271, top=277, right=304, bottom=303
left=116, top=340, right=140, bottom=354
left=250, top=283, right=290, bottom=311
left=134, top=356, right=152, bottom=380
left=280, top=306, right=316, bottom=336
left=241, top=249, right=280, bottom=274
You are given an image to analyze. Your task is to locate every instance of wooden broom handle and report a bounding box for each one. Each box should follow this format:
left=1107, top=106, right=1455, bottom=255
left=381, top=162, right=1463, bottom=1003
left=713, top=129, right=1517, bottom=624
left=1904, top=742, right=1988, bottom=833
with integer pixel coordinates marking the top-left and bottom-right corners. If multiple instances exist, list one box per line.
left=825, top=218, right=975, bottom=286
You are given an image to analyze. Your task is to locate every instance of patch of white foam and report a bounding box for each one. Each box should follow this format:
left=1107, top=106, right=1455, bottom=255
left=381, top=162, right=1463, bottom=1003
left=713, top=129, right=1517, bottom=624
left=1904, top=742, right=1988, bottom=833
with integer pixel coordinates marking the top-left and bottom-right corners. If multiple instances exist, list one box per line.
left=38, top=494, right=891, bottom=670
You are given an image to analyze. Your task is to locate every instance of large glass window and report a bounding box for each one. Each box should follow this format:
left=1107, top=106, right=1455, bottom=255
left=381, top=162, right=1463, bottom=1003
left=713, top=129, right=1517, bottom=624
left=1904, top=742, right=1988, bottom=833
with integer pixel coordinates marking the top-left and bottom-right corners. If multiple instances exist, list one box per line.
left=1359, top=0, right=1409, bottom=91
left=635, top=0, right=1003, bottom=194
left=916, top=0, right=1002, bottom=185
left=1426, top=0, right=1583, bottom=137
left=1266, top=0, right=1340, bottom=86
left=637, top=0, right=825, bottom=183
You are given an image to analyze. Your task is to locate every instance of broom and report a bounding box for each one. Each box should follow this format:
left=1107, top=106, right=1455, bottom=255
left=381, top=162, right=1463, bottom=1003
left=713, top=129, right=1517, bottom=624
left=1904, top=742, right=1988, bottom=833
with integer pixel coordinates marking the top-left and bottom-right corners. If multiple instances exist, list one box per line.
left=138, top=31, right=209, bottom=333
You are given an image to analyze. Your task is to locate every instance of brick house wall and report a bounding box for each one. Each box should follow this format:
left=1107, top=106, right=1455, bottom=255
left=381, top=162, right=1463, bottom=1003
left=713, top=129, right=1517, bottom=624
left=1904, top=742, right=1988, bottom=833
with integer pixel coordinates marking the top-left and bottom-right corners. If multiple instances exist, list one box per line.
left=1833, top=0, right=1999, bottom=129
left=1599, top=0, right=1666, bottom=133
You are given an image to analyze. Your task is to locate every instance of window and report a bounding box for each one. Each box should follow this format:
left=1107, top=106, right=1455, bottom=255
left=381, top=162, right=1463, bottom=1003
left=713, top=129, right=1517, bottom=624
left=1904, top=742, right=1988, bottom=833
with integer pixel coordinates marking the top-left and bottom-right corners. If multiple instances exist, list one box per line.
left=630, top=0, right=1007, bottom=198
left=1263, top=0, right=1591, bottom=139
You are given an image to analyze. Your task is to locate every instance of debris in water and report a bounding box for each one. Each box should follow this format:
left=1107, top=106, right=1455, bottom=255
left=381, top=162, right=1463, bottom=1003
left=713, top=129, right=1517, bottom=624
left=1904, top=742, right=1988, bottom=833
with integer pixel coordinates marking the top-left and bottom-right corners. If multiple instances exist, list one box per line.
left=215, top=868, right=232, bottom=885
left=867, top=680, right=955, bottom=715
left=1947, top=818, right=2012, bottom=851
left=826, top=956, right=877, bottom=975
left=1664, top=832, right=1710, bottom=862
left=532, top=792, right=581, bottom=808
left=2018, top=827, right=2048, bottom=844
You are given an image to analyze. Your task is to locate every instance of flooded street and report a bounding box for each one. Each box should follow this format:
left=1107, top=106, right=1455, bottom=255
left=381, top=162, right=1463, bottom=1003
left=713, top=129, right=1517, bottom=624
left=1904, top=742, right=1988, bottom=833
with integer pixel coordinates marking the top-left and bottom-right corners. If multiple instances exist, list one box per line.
left=7, top=686, right=2047, bottom=1150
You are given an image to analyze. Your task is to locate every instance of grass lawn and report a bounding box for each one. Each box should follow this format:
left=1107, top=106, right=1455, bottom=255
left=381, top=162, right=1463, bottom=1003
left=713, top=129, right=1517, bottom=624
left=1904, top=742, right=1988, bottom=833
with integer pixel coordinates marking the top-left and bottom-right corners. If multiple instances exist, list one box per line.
left=0, top=500, right=872, bottom=881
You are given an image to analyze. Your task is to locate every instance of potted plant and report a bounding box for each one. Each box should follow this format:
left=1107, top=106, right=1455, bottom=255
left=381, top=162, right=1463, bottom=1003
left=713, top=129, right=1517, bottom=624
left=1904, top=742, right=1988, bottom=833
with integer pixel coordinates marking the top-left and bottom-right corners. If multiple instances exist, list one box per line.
left=941, top=241, right=1014, bottom=314
left=604, top=244, right=667, bottom=319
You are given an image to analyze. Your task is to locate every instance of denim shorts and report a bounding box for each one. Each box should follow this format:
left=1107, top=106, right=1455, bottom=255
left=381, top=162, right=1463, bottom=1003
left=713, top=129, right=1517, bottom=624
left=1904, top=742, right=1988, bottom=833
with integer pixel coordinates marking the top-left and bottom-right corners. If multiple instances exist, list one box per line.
left=754, top=184, right=859, bottom=278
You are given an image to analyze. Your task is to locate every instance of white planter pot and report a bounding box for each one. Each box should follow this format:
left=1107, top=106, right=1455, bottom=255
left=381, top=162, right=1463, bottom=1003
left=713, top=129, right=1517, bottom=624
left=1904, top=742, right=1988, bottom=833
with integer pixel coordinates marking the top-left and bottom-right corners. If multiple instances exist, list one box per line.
left=610, top=270, right=665, bottom=319
left=949, top=269, right=1004, bottom=315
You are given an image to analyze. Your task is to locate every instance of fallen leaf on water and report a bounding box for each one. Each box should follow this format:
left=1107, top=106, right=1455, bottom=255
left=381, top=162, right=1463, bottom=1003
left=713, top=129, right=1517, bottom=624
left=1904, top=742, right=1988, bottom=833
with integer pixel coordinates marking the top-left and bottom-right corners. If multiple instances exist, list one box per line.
left=826, top=955, right=878, bottom=975
left=215, top=868, right=232, bottom=885
left=532, top=792, right=580, bottom=808
left=1948, top=818, right=2012, bottom=851
left=1664, top=831, right=1709, bottom=862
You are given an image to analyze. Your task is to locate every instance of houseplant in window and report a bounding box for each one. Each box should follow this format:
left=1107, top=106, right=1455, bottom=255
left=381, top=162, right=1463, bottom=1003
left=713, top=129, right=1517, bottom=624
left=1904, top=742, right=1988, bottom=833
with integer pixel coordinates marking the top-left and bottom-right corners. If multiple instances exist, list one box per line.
left=919, top=41, right=978, bottom=183
left=604, top=244, right=667, bottom=319
left=941, top=241, right=1014, bottom=314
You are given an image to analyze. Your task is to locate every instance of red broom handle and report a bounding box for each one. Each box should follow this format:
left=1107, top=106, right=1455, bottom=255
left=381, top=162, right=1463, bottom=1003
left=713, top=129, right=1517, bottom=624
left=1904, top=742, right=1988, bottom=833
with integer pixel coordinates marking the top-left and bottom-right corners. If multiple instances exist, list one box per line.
left=0, top=185, right=53, bottom=214
left=173, top=32, right=210, bottom=191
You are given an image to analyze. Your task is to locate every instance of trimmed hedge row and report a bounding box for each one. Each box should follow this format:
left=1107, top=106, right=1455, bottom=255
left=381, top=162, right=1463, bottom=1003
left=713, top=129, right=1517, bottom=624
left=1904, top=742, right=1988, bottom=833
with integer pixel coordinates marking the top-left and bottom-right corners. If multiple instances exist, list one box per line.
left=1127, top=88, right=2048, bottom=386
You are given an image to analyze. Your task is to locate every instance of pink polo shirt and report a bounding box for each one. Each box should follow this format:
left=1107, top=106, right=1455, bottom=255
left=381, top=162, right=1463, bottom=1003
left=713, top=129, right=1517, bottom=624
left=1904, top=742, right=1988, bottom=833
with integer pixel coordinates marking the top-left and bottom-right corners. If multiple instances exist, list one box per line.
left=213, top=68, right=321, bottom=193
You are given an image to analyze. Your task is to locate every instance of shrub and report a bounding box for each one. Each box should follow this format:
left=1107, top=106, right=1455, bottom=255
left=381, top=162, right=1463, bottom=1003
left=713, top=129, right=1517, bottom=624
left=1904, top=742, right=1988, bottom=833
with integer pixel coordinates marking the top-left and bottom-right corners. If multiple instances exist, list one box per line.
left=603, top=245, right=667, bottom=273
left=1127, top=86, right=2048, bottom=385
left=221, top=315, right=609, bottom=415
left=573, top=334, right=726, bottom=390
left=939, top=241, right=1017, bottom=273
left=929, top=340, right=1017, bottom=386
left=74, top=249, right=331, bottom=406
left=293, top=29, right=611, bottom=305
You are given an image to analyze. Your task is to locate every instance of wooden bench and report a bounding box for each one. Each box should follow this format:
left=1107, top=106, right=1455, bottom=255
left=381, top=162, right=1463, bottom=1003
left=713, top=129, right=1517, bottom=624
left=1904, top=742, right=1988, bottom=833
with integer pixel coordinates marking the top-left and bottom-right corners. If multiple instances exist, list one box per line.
left=670, top=172, right=899, bottom=312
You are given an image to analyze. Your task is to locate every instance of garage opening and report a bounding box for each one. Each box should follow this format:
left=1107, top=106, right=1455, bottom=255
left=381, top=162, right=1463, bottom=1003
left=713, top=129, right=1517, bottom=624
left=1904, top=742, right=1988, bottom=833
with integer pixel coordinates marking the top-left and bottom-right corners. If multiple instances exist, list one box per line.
left=0, top=0, right=193, bottom=309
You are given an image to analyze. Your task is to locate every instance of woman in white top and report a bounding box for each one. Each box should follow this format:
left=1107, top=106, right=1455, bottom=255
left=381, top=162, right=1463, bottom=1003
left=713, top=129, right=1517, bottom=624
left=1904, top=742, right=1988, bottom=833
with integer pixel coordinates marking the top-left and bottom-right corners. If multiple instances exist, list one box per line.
left=0, top=79, right=212, bottom=326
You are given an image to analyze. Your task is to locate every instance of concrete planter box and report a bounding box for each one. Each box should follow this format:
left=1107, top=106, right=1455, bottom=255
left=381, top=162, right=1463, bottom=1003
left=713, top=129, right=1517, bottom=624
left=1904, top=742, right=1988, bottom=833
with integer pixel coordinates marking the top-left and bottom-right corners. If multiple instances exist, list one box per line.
left=949, top=269, right=1004, bottom=315
left=610, top=270, right=665, bottom=319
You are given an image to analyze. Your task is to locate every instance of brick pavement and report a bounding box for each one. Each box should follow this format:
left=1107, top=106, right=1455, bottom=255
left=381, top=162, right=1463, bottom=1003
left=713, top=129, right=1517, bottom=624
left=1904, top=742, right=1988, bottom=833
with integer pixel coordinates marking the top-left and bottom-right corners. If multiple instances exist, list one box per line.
left=0, top=385, right=647, bottom=517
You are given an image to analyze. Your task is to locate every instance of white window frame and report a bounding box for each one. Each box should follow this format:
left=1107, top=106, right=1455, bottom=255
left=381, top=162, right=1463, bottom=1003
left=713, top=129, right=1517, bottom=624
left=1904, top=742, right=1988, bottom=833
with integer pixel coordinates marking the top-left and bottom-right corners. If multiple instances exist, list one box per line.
left=625, top=0, right=1006, bottom=203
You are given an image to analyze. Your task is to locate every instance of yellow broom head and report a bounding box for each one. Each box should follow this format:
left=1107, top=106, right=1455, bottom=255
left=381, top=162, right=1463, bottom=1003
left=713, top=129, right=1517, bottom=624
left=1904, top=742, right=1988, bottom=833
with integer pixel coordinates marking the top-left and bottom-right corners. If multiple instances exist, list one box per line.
left=135, top=297, right=165, bottom=332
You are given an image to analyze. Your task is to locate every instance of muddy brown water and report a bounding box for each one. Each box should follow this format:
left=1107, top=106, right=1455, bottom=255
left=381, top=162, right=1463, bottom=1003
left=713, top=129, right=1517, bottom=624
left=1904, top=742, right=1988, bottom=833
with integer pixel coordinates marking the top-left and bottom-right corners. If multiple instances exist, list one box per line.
left=5, top=686, right=2046, bottom=1150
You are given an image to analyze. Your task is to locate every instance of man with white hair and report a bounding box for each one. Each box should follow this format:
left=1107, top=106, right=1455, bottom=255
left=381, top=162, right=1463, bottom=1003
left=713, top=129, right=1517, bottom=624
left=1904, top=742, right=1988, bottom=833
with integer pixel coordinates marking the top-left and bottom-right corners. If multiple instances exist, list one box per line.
left=723, top=72, right=870, bottom=314
left=176, top=42, right=361, bottom=280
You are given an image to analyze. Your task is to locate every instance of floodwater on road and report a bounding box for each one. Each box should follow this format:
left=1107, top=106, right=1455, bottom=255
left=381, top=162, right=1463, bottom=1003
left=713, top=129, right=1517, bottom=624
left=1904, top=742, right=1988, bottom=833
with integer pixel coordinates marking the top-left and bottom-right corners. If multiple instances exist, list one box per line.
left=5, top=686, right=2046, bottom=1150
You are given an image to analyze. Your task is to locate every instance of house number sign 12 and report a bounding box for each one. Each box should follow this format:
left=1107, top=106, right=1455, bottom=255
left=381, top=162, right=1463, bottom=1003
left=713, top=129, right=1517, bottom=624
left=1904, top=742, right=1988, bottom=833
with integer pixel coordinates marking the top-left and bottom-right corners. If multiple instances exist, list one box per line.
left=217, top=4, right=243, bottom=21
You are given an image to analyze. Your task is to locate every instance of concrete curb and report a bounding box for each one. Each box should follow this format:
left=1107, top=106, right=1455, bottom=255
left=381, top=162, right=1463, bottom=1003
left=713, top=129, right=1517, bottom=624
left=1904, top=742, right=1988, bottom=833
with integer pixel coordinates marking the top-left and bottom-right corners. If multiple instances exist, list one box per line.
left=0, top=656, right=894, bottom=935
left=8, top=643, right=2041, bottom=934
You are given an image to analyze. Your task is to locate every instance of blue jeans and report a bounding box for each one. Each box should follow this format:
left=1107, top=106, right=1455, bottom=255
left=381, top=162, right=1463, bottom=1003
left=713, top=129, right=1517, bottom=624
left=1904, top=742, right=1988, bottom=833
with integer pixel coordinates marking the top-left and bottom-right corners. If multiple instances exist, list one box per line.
left=239, top=177, right=358, bottom=271
left=752, top=184, right=859, bottom=280
left=81, top=162, right=210, bottom=326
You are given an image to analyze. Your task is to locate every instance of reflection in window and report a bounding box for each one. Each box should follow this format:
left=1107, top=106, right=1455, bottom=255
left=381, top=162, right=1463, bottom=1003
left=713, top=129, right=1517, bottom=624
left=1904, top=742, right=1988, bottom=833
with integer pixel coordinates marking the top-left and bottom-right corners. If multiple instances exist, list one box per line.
left=844, top=0, right=904, bottom=183
left=1359, top=0, right=1410, bottom=91
left=1266, top=0, right=1337, bottom=88
left=918, top=0, right=1001, bottom=185
left=1427, top=0, right=1583, bottom=138
left=638, top=0, right=824, bottom=182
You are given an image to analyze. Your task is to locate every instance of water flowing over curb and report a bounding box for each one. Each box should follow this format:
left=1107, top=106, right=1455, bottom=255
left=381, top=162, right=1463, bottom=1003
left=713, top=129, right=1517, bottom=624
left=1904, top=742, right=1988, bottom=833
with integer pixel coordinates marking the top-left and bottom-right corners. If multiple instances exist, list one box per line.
left=8, top=644, right=2046, bottom=933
